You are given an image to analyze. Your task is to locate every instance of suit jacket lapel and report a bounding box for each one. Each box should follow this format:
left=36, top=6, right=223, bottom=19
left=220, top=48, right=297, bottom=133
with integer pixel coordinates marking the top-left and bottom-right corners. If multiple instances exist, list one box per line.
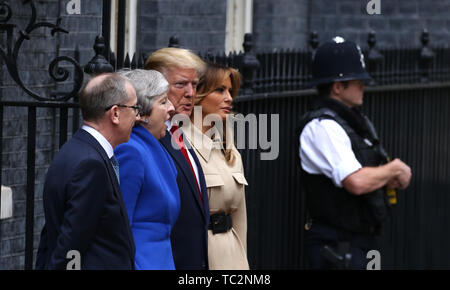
left=74, top=130, right=136, bottom=257
left=187, top=145, right=210, bottom=223
left=160, top=131, right=206, bottom=217
left=182, top=124, right=211, bottom=222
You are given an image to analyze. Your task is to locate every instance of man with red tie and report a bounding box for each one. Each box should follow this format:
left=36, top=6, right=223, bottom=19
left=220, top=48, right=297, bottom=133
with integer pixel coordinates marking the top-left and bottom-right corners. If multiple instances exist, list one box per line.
left=145, top=48, right=209, bottom=270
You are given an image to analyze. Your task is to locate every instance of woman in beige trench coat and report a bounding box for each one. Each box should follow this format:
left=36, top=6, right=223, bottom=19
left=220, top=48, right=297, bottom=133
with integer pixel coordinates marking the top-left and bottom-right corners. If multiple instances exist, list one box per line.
left=182, top=63, right=249, bottom=270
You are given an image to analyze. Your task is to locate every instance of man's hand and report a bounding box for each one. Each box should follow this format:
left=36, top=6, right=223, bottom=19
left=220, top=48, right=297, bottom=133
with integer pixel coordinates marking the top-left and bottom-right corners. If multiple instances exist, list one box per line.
left=389, top=159, right=412, bottom=189
left=386, top=178, right=400, bottom=190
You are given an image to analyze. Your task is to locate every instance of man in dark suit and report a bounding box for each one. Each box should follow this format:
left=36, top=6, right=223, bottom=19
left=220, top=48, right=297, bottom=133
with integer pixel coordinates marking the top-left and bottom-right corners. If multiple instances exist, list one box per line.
left=35, top=73, right=139, bottom=269
left=145, top=48, right=210, bottom=270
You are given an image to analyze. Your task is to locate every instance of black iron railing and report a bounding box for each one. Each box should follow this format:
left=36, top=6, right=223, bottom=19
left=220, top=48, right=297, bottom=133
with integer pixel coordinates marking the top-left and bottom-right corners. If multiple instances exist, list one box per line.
left=106, top=29, right=449, bottom=98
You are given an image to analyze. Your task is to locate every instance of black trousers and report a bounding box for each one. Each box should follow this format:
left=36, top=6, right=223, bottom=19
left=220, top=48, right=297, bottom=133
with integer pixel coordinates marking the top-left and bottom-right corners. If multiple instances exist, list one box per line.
left=305, top=223, right=378, bottom=270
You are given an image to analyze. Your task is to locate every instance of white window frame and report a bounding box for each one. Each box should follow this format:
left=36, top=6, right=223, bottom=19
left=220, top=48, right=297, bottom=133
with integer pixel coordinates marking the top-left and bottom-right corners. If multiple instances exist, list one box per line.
left=225, top=0, right=253, bottom=54
left=109, top=0, right=137, bottom=59
left=109, top=0, right=117, bottom=54
left=125, top=0, right=137, bottom=58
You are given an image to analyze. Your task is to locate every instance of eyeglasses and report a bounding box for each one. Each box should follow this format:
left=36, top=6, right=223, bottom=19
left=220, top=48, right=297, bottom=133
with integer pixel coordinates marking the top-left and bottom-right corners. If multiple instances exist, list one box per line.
left=105, top=104, right=141, bottom=116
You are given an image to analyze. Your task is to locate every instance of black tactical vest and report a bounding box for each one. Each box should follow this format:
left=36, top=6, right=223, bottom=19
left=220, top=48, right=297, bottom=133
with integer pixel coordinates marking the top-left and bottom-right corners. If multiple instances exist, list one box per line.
left=298, top=99, right=390, bottom=235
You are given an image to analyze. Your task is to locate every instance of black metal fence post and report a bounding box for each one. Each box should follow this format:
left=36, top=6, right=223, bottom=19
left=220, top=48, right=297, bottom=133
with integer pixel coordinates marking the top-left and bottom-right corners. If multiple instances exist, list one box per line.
left=59, top=107, right=68, bottom=148
left=420, top=29, right=434, bottom=83
left=72, top=46, right=81, bottom=133
left=168, top=35, right=180, bottom=48
left=24, top=106, right=36, bottom=270
left=116, top=0, right=126, bottom=70
left=102, top=0, right=112, bottom=62
left=309, top=31, right=319, bottom=60
left=84, top=35, right=114, bottom=75
left=109, top=49, right=117, bottom=71
left=367, top=31, right=383, bottom=86
left=241, top=33, right=260, bottom=95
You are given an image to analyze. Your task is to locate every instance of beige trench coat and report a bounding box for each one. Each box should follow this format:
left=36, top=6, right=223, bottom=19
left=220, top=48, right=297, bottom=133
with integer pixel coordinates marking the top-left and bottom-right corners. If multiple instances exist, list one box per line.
left=183, top=122, right=249, bottom=270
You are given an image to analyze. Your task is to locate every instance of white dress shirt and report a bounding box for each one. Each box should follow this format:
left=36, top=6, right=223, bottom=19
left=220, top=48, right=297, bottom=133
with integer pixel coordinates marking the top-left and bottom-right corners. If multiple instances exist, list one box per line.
left=166, top=120, right=201, bottom=187
left=299, top=118, right=362, bottom=188
left=82, top=124, right=114, bottom=159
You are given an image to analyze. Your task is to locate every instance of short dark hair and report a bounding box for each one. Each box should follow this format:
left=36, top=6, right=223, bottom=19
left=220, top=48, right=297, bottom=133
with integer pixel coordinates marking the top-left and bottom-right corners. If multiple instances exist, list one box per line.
left=79, top=73, right=131, bottom=121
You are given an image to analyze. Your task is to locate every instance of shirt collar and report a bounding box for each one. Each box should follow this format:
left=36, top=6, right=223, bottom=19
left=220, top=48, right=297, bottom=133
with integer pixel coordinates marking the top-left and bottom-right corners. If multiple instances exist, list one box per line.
left=165, top=120, right=173, bottom=132
left=81, top=124, right=114, bottom=158
left=182, top=121, right=224, bottom=163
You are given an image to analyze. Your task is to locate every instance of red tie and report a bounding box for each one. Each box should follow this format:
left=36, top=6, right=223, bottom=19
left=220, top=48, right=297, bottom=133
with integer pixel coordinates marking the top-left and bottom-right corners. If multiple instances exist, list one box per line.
left=170, top=126, right=204, bottom=206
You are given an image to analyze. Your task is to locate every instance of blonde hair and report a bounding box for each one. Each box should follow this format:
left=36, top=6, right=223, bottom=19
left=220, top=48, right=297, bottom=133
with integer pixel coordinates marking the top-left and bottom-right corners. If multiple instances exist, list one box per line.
left=195, top=63, right=242, bottom=164
left=144, top=47, right=206, bottom=78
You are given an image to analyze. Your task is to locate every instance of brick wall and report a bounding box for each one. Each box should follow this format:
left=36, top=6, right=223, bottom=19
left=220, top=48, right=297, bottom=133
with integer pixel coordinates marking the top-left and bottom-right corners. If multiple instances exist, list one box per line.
left=0, top=0, right=101, bottom=270
left=253, top=0, right=309, bottom=52
left=310, top=0, right=450, bottom=48
left=251, top=0, right=450, bottom=52
left=136, top=0, right=450, bottom=55
left=137, top=0, right=227, bottom=56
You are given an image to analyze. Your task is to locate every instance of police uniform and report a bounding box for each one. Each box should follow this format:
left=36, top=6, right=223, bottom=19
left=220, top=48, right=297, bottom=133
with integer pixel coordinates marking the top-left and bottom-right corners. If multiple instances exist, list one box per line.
left=297, top=37, right=391, bottom=269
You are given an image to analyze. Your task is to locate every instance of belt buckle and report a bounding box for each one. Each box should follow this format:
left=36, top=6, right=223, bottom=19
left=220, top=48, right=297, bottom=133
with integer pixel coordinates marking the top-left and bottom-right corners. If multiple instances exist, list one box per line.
left=211, top=214, right=228, bottom=234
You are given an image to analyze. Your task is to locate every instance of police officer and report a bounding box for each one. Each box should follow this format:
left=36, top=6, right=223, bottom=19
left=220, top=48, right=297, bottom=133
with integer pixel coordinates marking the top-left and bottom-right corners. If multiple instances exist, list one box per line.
left=297, top=37, right=412, bottom=269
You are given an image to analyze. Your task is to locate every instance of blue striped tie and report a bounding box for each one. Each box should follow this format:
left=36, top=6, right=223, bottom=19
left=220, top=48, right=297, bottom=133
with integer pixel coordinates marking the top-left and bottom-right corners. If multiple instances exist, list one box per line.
left=110, top=155, right=120, bottom=184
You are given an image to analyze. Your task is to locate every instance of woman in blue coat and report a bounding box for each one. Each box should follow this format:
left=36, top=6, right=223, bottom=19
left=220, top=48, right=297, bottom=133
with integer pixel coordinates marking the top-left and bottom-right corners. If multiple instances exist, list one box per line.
left=115, top=69, right=179, bottom=270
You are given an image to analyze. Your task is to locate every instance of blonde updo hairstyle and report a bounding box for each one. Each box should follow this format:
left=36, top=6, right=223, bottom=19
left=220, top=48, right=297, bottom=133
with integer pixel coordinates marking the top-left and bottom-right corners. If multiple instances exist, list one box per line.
left=117, top=69, right=169, bottom=116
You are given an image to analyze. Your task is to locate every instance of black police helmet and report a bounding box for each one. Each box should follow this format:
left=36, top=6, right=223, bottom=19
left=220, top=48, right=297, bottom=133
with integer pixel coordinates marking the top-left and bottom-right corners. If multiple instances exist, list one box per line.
left=308, top=36, right=372, bottom=87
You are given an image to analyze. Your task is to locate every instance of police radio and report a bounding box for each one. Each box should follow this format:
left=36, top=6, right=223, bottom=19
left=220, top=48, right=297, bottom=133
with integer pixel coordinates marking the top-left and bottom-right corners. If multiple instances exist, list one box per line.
left=385, top=157, right=398, bottom=205
left=363, top=115, right=397, bottom=206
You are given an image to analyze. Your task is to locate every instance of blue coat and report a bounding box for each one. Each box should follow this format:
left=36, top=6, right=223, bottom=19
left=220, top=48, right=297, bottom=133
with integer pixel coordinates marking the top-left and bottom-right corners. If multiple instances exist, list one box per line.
left=115, top=125, right=180, bottom=270
left=36, top=129, right=135, bottom=270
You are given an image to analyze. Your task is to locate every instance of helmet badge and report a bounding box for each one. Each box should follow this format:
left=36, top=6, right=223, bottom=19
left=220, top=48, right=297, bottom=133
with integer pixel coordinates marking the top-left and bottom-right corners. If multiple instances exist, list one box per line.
left=332, top=36, right=345, bottom=43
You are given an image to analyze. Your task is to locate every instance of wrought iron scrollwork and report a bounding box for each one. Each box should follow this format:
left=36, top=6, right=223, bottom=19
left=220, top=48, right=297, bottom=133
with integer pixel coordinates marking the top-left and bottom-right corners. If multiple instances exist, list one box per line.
left=0, top=0, right=84, bottom=101
left=0, top=1, right=12, bottom=23
left=49, top=56, right=84, bottom=101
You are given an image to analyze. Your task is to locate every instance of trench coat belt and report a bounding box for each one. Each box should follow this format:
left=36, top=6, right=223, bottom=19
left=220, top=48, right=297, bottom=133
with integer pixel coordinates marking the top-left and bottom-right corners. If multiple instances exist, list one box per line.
left=208, top=212, right=232, bottom=234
